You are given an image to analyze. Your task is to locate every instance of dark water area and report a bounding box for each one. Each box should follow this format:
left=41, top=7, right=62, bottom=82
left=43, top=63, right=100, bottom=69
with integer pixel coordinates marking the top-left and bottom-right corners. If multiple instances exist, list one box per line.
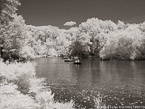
left=35, top=57, right=145, bottom=109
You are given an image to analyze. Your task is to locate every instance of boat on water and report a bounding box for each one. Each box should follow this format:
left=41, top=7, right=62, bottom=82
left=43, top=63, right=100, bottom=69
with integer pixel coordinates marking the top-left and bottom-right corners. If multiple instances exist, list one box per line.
left=73, top=60, right=81, bottom=64
left=64, top=58, right=73, bottom=62
left=62, top=56, right=68, bottom=59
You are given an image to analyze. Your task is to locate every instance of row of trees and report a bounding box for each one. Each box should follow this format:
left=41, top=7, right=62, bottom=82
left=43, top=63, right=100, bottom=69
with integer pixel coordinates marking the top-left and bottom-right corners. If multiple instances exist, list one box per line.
left=22, top=18, right=145, bottom=60
left=1, top=0, right=145, bottom=61
left=71, top=18, right=145, bottom=60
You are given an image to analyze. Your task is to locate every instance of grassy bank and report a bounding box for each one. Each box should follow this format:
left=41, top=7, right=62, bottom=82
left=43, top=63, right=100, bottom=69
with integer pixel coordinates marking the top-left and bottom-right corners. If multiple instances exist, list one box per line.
left=0, top=61, right=75, bottom=109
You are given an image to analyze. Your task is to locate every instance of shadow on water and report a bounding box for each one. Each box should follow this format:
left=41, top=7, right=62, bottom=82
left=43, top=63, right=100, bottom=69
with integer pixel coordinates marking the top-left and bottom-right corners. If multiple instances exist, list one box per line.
left=35, top=57, right=145, bottom=109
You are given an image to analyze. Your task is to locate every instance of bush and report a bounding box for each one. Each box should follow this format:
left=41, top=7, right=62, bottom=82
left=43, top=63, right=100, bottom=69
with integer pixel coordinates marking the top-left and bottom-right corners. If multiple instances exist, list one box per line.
left=0, top=82, right=39, bottom=109
left=0, top=61, right=75, bottom=109
left=99, top=26, right=145, bottom=60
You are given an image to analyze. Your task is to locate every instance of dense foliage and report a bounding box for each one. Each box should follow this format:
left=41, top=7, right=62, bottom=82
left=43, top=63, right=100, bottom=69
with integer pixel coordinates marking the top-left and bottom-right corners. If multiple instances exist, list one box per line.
left=0, top=0, right=26, bottom=62
left=1, top=0, right=145, bottom=61
left=21, top=19, right=145, bottom=60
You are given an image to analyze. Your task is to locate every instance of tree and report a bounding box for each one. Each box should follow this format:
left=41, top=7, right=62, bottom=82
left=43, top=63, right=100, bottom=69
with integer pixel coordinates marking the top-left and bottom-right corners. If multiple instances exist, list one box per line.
left=0, top=0, right=20, bottom=24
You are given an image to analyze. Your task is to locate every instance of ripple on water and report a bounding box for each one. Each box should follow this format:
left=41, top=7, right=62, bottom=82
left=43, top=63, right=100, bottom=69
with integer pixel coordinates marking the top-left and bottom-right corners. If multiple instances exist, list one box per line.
left=49, top=84, right=145, bottom=109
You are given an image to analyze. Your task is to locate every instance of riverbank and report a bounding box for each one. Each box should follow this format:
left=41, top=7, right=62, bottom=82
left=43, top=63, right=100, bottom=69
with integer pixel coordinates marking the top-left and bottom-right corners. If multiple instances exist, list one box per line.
left=0, top=60, right=105, bottom=109
left=0, top=61, right=75, bottom=109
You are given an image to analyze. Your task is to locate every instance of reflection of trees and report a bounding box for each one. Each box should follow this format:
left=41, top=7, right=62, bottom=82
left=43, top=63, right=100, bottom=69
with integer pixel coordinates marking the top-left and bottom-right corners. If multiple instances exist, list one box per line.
left=130, top=61, right=145, bottom=90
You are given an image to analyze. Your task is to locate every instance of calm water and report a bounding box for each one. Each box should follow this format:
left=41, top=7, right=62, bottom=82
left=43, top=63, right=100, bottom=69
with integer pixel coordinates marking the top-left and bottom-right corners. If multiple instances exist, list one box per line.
left=35, top=57, right=145, bottom=109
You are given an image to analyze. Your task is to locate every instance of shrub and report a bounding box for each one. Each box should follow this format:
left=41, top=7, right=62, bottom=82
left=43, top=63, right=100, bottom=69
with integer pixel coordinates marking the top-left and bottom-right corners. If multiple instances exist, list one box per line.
left=0, top=82, right=39, bottom=109
left=0, top=61, right=75, bottom=109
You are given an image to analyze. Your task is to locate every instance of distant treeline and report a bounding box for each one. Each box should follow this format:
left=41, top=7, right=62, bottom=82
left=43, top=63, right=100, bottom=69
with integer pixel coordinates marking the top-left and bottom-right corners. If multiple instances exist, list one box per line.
left=1, top=0, right=145, bottom=61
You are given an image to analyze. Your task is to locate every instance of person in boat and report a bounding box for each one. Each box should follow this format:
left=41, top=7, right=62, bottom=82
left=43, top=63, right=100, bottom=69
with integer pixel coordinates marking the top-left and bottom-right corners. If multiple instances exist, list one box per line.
left=74, top=59, right=81, bottom=64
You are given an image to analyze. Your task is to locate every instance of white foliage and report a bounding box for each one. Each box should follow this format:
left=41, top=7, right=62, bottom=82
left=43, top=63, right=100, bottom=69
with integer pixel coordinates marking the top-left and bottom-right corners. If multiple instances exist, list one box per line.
left=0, top=83, right=39, bottom=109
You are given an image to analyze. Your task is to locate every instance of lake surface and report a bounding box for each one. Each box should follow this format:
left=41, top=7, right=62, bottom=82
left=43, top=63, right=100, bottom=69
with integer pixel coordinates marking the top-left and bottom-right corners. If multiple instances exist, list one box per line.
left=35, top=57, right=145, bottom=109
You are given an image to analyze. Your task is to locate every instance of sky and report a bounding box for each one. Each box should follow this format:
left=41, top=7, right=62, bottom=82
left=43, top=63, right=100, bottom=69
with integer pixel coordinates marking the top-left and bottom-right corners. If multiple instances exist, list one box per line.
left=18, top=0, right=145, bottom=29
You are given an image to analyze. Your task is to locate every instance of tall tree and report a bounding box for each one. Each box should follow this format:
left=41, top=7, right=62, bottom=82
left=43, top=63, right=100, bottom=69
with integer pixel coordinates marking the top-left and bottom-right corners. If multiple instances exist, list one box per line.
left=0, top=0, right=20, bottom=23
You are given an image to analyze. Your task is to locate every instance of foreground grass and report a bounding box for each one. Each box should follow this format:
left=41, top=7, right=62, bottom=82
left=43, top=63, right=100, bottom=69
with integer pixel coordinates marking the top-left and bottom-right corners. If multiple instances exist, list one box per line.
left=0, top=61, right=75, bottom=109
left=0, top=60, right=105, bottom=109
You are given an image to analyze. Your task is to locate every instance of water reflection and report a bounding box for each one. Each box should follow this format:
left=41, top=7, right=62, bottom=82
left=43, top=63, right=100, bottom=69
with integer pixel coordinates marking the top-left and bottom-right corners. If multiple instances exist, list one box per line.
left=35, top=57, right=145, bottom=108
left=35, top=57, right=145, bottom=91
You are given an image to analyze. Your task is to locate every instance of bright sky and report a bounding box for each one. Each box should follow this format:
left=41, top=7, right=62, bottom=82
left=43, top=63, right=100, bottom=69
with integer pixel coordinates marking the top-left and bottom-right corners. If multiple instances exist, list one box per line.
left=18, top=0, right=145, bottom=29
